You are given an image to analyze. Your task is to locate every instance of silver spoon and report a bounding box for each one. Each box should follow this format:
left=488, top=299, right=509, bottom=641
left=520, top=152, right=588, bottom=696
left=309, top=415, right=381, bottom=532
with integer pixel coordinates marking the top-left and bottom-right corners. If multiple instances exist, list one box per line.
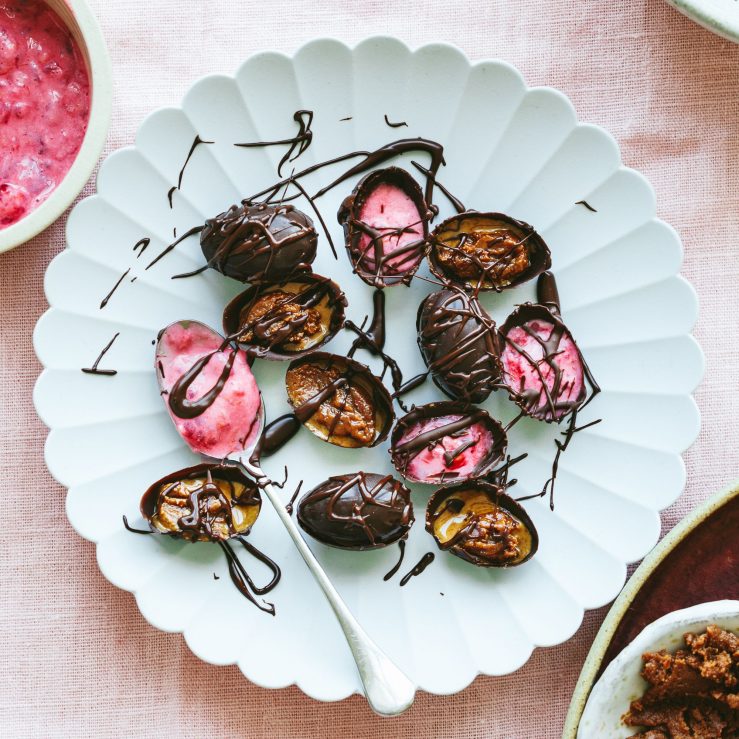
left=158, top=322, right=415, bottom=715
left=233, top=449, right=416, bottom=716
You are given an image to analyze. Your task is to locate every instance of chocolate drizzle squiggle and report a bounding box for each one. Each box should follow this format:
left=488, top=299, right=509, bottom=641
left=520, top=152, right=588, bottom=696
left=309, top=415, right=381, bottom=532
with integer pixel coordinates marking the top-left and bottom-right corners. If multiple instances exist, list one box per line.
left=399, top=552, right=435, bottom=586
left=383, top=539, right=406, bottom=581
left=411, top=161, right=465, bottom=214
left=167, top=347, right=237, bottom=419
left=235, top=110, right=313, bottom=177
left=133, top=464, right=280, bottom=614
left=99, top=269, right=130, bottom=309
left=133, top=237, right=150, bottom=258
left=81, top=333, right=120, bottom=376
left=384, top=114, right=408, bottom=128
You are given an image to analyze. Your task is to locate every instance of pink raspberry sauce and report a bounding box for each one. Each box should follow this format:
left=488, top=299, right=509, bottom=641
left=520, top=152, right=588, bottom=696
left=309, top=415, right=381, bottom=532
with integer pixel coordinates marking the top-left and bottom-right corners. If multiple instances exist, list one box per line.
left=358, top=182, right=424, bottom=274
left=157, top=322, right=263, bottom=460
left=0, top=0, right=91, bottom=229
left=501, top=319, right=584, bottom=419
left=397, top=414, right=494, bottom=483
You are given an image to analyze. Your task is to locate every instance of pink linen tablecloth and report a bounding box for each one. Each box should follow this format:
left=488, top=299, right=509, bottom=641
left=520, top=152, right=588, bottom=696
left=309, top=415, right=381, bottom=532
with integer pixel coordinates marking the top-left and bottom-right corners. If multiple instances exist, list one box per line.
left=1, top=1, right=738, bottom=736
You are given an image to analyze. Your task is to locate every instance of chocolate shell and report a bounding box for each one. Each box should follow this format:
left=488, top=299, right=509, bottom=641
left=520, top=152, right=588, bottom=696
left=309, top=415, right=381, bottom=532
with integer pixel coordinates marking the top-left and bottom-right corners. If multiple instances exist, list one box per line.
left=222, top=273, right=347, bottom=360
left=140, top=463, right=261, bottom=543
left=297, top=472, right=414, bottom=550
left=285, top=352, right=394, bottom=448
left=390, top=401, right=507, bottom=485
left=417, top=287, right=501, bottom=404
left=425, top=481, right=538, bottom=567
left=428, top=211, right=551, bottom=291
left=337, top=167, right=432, bottom=287
left=200, top=202, right=318, bottom=283
left=499, top=302, right=596, bottom=422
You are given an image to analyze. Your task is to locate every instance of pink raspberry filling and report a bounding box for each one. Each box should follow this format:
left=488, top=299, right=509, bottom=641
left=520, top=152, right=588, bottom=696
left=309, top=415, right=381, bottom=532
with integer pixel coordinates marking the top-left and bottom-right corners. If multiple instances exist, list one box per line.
left=157, top=322, right=262, bottom=460
left=358, top=181, right=424, bottom=275
left=501, top=319, right=584, bottom=418
left=397, top=414, right=494, bottom=482
left=0, top=0, right=91, bottom=228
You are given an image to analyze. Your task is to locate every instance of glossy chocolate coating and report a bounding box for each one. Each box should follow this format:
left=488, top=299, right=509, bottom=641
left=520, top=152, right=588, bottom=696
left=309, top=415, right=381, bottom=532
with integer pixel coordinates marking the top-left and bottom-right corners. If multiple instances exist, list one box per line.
left=428, top=211, right=551, bottom=291
left=285, top=352, right=394, bottom=448
left=337, top=166, right=432, bottom=287
left=417, top=288, right=501, bottom=403
left=425, top=481, right=538, bottom=568
left=498, top=302, right=595, bottom=422
left=390, top=401, right=507, bottom=485
left=140, top=463, right=261, bottom=542
left=297, top=472, right=414, bottom=549
left=200, top=202, right=318, bottom=283
left=222, top=273, right=347, bottom=360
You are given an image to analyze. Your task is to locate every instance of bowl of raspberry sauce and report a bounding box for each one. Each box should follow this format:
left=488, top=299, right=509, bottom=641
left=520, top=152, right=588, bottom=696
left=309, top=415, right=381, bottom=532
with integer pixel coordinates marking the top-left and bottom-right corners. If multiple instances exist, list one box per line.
left=0, top=0, right=111, bottom=252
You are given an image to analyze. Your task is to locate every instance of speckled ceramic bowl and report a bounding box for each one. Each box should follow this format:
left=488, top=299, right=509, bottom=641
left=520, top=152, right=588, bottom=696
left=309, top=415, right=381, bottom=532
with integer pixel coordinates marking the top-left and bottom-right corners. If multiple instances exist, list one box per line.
left=0, top=0, right=112, bottom=253
left=564, top=479, right=739, bottom=737
left=577, top=600, right=739, bottom=737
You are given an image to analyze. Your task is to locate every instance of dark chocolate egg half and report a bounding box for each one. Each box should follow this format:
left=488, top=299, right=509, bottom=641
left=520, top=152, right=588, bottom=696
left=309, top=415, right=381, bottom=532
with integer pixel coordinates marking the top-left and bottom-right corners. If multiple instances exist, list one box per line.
left=222, top=273, right=347, bottom=360
left=390, top=401, right=507, bottom=485
left=428, top=211, right=551, bottom=291
left=337, top=167, right=431, bottom=287
left=285, top=352, right=394, bottom=448
left=425, top=480, right=538, bottom=567
left=499, top=302, right=595, bottom=422
left=297, top=472, right=414, bottom=549
left=140, top=463, right=261, bottom=543
left=201, top=202, right=318, bottom=283
left=417, top=288, right=501, bottom=404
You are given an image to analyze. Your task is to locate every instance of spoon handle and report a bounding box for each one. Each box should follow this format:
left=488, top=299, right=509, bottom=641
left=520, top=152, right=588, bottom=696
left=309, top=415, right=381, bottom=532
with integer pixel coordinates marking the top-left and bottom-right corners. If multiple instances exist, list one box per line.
left=241, top=458, right=416, bottom=717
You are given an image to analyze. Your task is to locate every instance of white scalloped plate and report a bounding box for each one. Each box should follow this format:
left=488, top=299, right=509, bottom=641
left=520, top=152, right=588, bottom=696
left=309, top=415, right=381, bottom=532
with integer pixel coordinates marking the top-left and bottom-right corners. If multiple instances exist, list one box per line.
left=33, top=38, right=703, bottom=702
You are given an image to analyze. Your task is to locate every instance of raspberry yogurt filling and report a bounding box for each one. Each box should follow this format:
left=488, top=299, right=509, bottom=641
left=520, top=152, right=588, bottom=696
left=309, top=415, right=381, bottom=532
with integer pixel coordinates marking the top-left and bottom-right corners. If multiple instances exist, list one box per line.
left=500, top=312, right=586, bottom=422
left=0, top=0, right=91, bottom=228
left=155, top=321, right=263, bottom=460
left=391, top=403, right=507, bottom=485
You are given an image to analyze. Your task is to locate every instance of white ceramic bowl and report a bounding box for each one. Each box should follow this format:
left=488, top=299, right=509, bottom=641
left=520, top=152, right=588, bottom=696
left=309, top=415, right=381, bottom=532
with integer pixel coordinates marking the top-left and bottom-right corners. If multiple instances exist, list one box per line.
left=0, top=0, right=112, bottom=253
left=578, top=600, right=739, bottom=738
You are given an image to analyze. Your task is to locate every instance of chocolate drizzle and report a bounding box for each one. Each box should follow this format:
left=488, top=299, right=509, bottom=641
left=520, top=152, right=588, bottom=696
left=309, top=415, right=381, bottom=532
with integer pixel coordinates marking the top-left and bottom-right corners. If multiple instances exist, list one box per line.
left=399, top=552, right=435, bottom=586
left=258, top=414, right=303, bottom=457
left=417, top=287, right=502, bottom=404
left=167, top=347, right=237, bottom=419
left=142, top=134, right=447, bottom=276
left=136, top=464, right=280, bottom=614
left=384, top=114, right=408, bottom=129
left=575, top=199, right=597, bottom=212
left=99, top=269, right=130, bottom=309
left=411, top=161, right=465, bottom=214
left=81, top=333, right=120, bottom=376
left=297, top=472, right=414, bottom=549
left=177, top=135, right=214, bottom=191
left=235, top=110, right=313, bottom=177
left=133, top=237, right=150, bottom=258
left=145, top=225, right=205, bottom=271
left=383, top=539, right=406, bottom=581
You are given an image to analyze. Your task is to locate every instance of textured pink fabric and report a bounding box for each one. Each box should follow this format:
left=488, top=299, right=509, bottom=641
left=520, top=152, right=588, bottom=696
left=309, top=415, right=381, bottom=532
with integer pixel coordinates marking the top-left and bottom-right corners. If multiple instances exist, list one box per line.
left=1, top=1, right=738, bottom=736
